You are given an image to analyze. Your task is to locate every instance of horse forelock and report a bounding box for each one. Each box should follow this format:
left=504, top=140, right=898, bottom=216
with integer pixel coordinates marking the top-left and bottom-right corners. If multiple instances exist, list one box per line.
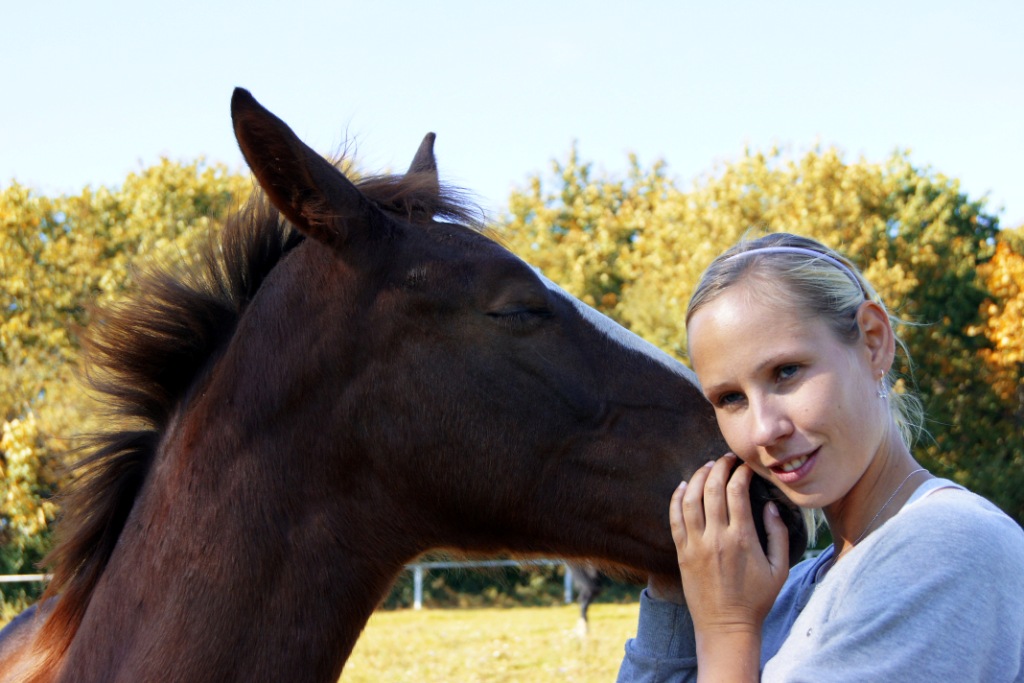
left=538, top=273, right=701, bottom=389
left=355, top=170, right=486, bottom=232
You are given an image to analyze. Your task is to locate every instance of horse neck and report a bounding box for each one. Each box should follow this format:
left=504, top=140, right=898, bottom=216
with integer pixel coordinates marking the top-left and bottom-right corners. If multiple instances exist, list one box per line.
left=59, top=274, right=419, bottom=681
left=58, top=406, right=412, bottom=682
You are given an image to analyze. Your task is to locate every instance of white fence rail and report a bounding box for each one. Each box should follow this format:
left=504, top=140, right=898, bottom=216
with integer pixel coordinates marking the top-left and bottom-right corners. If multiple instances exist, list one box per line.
left=405, top=559, right=575, bottom=610
left=0, top=562, right=579, bottom=611
left=0, top=575, right=48, bottom=583
left=1, top=552, right=824, bottom=607
left=2, top=550, right=824, bottom=608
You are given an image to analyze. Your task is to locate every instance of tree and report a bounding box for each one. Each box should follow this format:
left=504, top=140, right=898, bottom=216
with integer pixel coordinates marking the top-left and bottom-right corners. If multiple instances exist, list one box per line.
left=0, top=160, right=251, bottom=604
left=966, top=230, right=1024, bottom=516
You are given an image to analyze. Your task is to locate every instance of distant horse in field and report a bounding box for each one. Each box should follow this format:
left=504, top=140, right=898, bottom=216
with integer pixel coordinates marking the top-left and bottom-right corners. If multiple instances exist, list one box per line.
left=0, top=89, right=806, bottom=682
left=566, top=561, right=603, bottom=635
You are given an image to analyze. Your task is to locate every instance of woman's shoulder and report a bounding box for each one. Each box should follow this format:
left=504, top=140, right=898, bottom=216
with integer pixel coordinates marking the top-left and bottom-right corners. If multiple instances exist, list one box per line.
left=879, top=479, right=1024, bottom=570
left=898, top=480, right=1020, bottom=533
left=767, top=481, right=1024, bottom=682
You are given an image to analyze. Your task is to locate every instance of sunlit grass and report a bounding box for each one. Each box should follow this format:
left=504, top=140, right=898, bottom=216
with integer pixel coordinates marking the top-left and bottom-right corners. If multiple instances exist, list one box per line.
left=340, top=603, right=640, bottom=682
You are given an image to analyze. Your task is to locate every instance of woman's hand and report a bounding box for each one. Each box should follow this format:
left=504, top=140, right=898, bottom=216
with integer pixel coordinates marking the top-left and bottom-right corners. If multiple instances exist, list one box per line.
left=671, top=454, right=790, bottom=680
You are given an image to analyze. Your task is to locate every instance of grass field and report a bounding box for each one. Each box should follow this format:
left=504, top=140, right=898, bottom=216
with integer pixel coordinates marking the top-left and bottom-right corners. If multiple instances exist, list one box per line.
left=340, top=603, right=640, bottom=682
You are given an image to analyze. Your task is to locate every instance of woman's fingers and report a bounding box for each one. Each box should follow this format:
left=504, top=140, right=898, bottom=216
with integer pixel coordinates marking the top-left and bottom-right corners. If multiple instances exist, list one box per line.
left=680, top=460, right=715, bottom=537
left=725, top=461, right=754, bottom=529
left=673, top=455, right=738, bottom=547
left=701, top=455, right=738, bottom=531
left=764, top=501, right=791, bottom=575
left=669, top=480, right=688, bottom=549
left=674, top=455, right=777, bottom=554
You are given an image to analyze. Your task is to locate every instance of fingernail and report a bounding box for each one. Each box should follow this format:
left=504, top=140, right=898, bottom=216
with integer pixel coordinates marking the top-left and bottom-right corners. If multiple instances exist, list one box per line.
left=767, top=501, right=780, bottom=517
left=677, top=481, right=687, bottom=491
left=704, top=461, right=715, bottom=468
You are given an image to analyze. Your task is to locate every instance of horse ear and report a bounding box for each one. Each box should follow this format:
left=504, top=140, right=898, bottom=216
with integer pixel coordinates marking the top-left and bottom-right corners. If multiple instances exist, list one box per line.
left=406, top=132, right=440, bottom=197
left=407, top=133, right=438, bottom=173
left=230, top=87, right=385, bottom=249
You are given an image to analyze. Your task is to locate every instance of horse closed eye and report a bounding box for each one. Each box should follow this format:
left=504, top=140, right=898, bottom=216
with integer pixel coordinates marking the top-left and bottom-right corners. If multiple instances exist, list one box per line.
left=487, top=307, right=552, bottom=331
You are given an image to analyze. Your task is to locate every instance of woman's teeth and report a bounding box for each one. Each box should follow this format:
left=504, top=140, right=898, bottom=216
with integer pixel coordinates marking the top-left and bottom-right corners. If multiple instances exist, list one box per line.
left=779, top=454, right=809, bottom=473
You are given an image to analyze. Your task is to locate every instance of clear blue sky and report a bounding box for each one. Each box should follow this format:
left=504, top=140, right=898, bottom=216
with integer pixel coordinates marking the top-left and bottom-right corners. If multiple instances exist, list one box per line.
left=3, top=0, right=1022, bottom=226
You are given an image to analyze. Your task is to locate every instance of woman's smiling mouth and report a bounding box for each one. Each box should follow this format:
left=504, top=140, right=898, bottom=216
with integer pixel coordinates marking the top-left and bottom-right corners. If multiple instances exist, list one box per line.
left=770, top=449, right=819, bottom=484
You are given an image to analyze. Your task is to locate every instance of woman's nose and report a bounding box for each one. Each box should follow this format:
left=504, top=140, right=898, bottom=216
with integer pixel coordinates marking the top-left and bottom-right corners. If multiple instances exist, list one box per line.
left=750, top=396, right=792, bottom=447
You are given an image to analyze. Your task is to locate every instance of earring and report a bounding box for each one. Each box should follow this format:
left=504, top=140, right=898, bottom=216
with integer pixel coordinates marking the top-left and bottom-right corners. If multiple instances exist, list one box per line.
left=878, top=376, right=888, bottom=400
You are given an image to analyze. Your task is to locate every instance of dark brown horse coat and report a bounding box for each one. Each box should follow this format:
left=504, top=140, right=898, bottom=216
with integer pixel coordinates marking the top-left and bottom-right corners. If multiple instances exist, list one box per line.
left=0, top=89, right=804, bottom=682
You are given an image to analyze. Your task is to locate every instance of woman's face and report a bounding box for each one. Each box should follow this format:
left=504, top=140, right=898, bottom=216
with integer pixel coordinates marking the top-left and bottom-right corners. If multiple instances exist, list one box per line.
left=687, top=283, right=890, bottom=509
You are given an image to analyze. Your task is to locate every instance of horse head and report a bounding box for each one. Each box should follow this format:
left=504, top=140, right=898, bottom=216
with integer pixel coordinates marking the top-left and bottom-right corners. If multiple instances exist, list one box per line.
left=229, top=88, right=807, bottom=575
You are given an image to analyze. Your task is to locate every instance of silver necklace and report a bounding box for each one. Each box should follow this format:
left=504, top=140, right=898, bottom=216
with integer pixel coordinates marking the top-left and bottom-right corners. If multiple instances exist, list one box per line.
left=852, top=467, right=927, bottom=545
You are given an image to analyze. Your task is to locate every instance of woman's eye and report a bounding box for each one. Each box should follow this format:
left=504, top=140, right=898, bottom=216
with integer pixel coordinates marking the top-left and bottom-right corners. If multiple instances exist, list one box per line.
left=715, top=391, right=745, bottom=409
left=777, top=364, right=800, bottom=381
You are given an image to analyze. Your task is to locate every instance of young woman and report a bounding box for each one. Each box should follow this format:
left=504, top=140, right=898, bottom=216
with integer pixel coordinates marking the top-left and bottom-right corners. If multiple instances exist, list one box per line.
left=617, top=233, right=1024, bottom=682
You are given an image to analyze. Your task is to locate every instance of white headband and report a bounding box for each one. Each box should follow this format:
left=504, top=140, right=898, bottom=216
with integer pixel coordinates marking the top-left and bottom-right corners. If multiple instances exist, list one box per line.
left=723, top=245, right=866, bottom=295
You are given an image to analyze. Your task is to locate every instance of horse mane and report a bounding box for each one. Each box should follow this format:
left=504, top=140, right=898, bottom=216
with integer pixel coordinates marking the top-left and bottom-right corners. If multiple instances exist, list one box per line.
left=33, top=165, right=483, bottom=662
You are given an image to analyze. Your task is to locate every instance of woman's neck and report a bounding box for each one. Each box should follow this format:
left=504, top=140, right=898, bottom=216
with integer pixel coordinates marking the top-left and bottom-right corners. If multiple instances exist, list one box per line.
left=825, top=433, right=930, bottom=557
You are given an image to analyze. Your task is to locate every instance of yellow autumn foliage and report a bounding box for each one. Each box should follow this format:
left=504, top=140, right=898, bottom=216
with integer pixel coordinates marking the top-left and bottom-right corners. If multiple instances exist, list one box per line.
left=976, top=234, right=1024, bottom=404
left=1, top=160, right=251, bottom=585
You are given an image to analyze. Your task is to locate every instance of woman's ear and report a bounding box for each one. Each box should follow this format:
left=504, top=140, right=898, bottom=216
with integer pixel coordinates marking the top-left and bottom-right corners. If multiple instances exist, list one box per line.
left=856, top=301, right=896, bottom=375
